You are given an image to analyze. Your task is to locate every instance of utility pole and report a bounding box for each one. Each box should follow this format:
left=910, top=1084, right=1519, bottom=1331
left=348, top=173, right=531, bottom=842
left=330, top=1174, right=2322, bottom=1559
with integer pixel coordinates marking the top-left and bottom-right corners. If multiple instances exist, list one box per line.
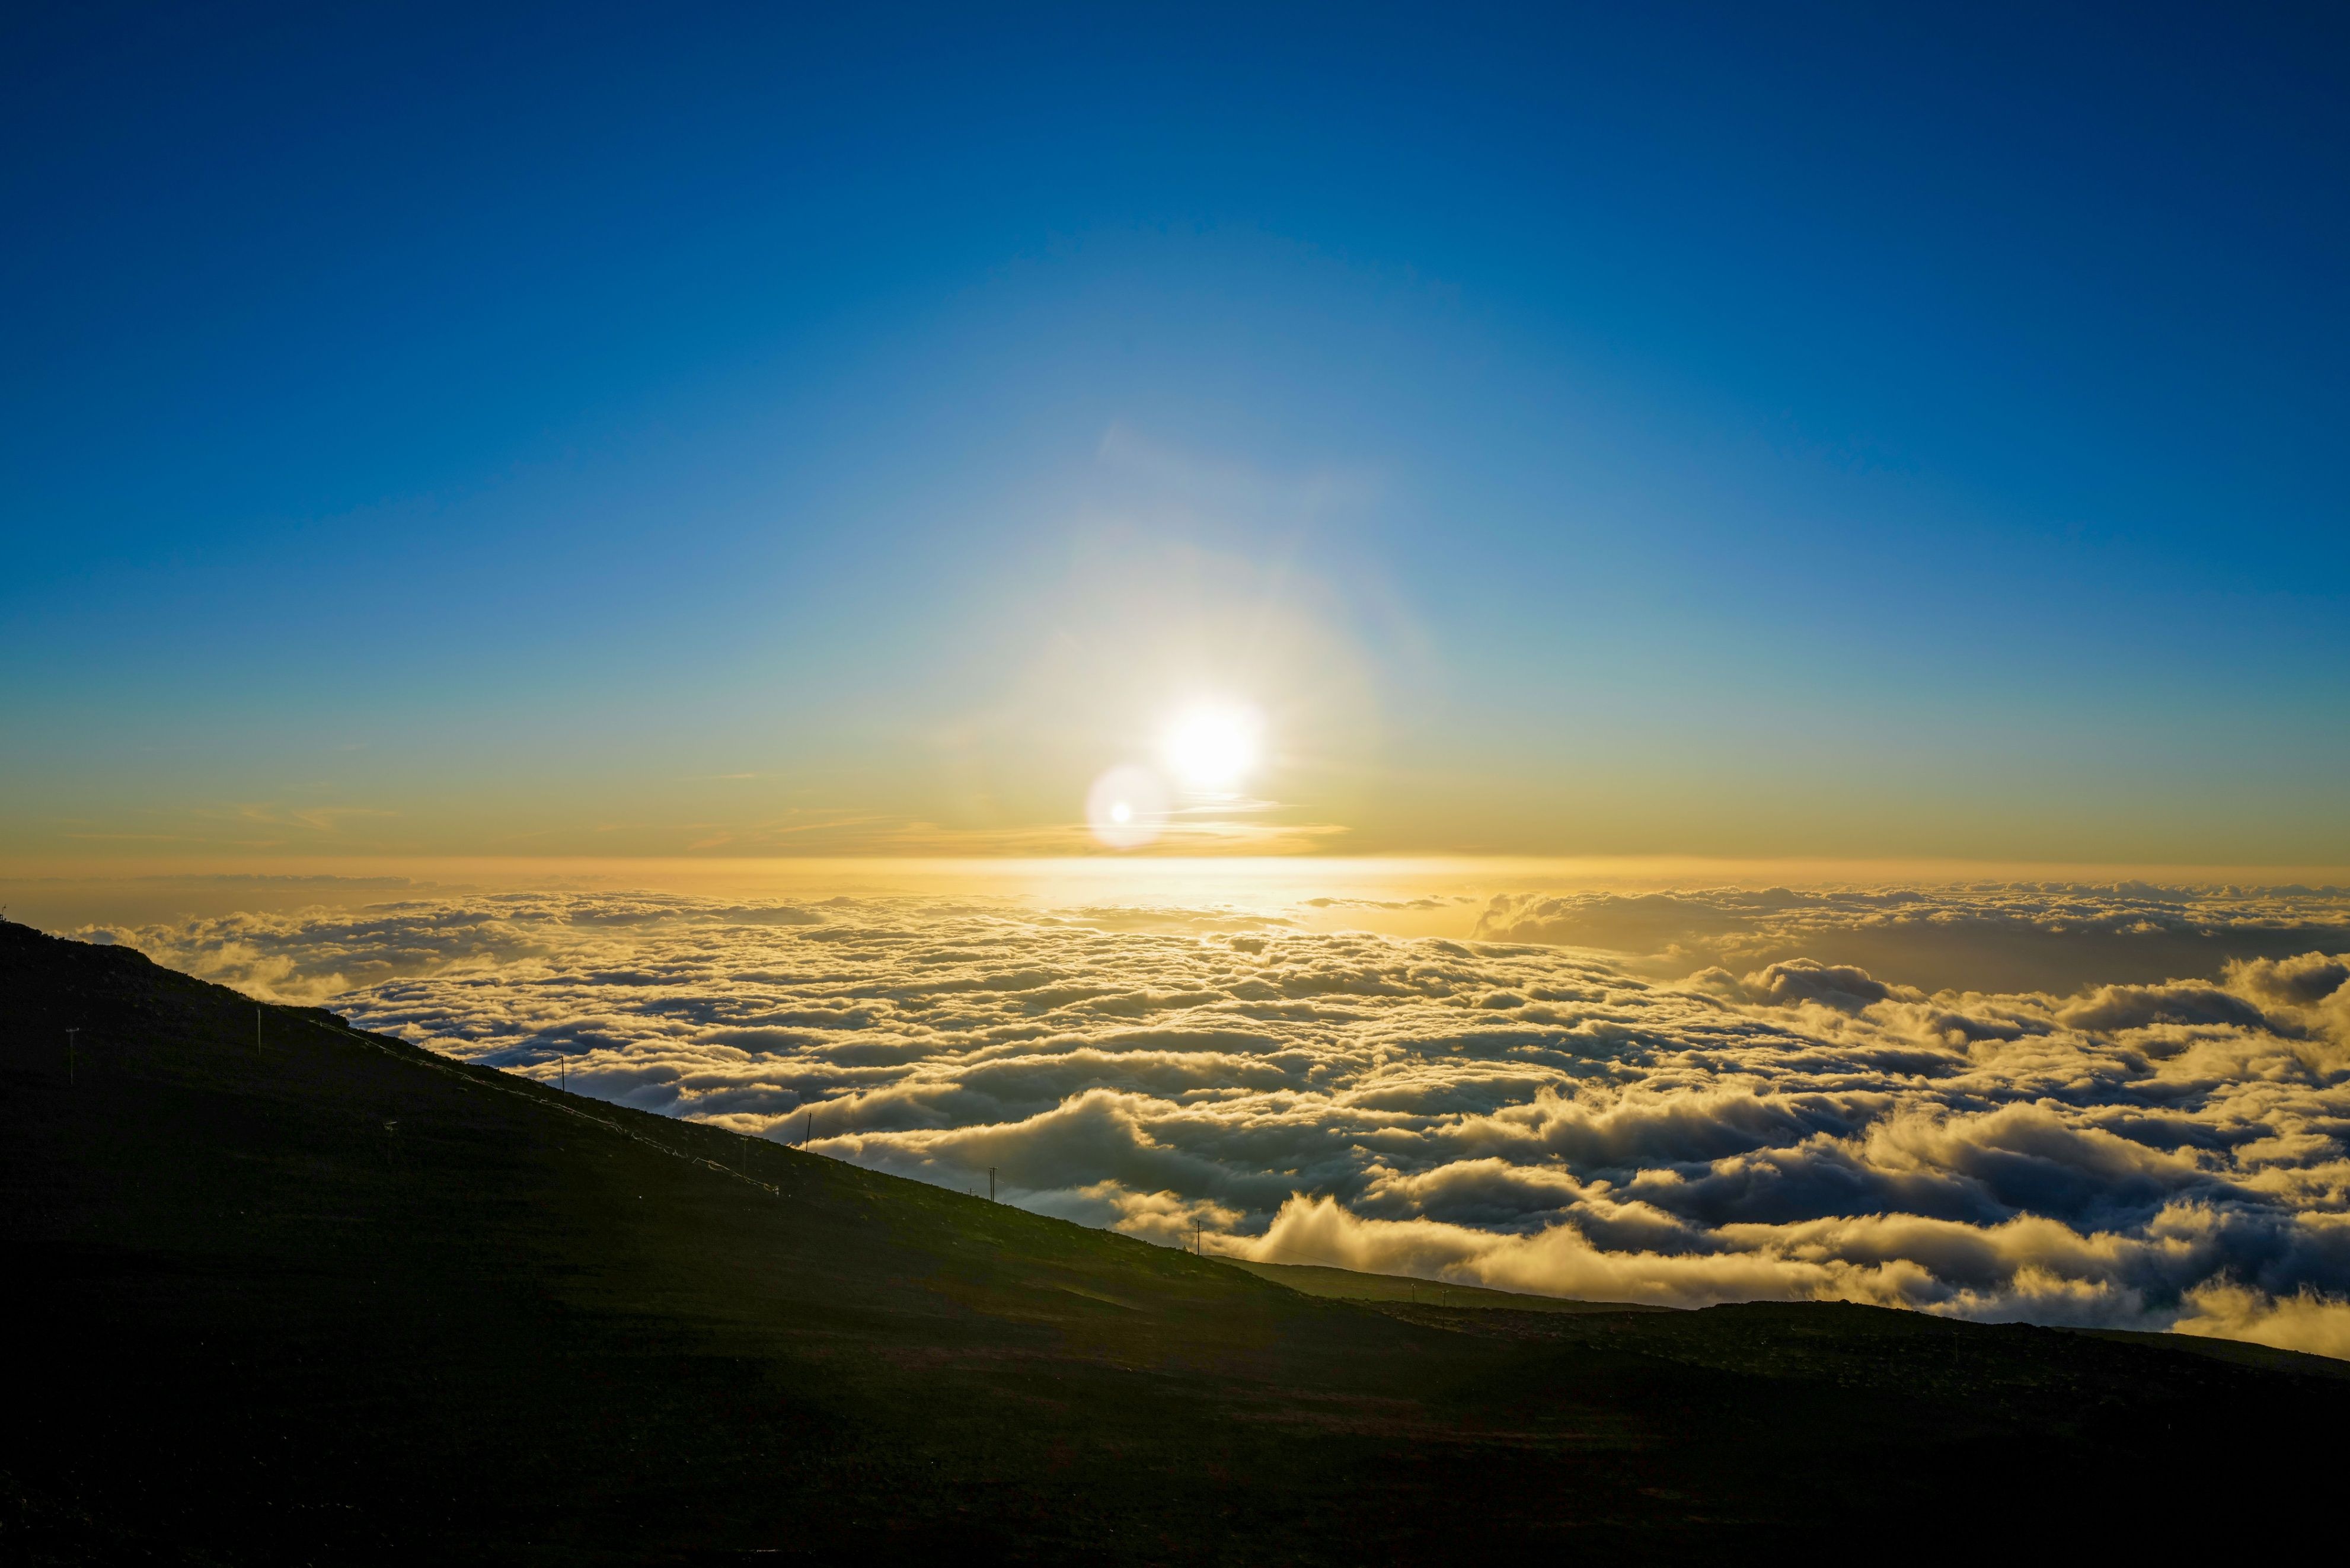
left=802, top=1108, right=813, bottom=1147
left=66, top=1027, right=79, bottom=1085
left=256, top=1005, right=263, bottom=1059
left=988, top=1167, right=997, bottom=1202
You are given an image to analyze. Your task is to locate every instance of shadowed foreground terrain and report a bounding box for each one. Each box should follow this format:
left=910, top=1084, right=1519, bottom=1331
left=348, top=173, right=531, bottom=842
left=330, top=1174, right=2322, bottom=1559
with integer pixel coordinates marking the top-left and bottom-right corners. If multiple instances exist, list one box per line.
left=1227, top=1259, right=1674, bottom=1314
left=5, top=921, right=2343, bottom=1564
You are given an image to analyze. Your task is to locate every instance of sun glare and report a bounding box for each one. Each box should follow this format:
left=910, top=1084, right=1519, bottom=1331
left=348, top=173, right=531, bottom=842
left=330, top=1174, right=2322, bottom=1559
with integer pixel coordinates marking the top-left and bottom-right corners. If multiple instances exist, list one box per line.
left=1085, top=764, right=1168, bottom=850
left=1162, top=703, right=1260, bottom=792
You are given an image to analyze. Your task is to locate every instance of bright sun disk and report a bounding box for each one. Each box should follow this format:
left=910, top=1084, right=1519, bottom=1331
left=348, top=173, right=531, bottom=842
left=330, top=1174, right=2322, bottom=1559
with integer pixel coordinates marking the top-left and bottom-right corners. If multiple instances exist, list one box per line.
left=1162, top=703, right=1259, bottom=791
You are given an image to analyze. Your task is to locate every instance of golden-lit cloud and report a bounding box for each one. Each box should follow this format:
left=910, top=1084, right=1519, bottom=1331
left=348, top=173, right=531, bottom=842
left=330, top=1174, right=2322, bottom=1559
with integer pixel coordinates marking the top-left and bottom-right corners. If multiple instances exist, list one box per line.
left=81, top=877, right=2350, bottom=1356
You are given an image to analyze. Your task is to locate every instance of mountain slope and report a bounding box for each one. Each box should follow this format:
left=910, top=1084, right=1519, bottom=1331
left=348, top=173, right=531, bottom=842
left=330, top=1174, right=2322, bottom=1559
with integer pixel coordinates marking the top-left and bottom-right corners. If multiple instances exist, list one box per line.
left=1228, top=1258, right=1672, bottom=1313
left=4, top=919, right=2342, bottom=1564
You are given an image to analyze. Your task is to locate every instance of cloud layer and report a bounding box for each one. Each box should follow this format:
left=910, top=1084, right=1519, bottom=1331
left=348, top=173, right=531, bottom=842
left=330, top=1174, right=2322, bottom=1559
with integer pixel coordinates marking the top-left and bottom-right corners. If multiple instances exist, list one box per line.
left=1474, top=882, right=2350, bottom=993
left=91, top=887, right=2350, bottom=1356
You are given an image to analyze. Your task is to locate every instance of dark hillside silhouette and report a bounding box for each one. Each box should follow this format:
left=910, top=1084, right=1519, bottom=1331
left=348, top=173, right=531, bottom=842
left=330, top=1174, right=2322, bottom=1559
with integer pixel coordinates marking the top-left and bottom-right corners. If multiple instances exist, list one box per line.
left=4, top=919, right=2341, bottom=1563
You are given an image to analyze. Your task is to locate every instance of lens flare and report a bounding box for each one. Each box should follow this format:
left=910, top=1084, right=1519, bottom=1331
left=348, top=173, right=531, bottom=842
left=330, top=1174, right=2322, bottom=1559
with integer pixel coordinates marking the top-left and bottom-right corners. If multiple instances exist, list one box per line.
left=1085, top=764, right=1169, bottom=850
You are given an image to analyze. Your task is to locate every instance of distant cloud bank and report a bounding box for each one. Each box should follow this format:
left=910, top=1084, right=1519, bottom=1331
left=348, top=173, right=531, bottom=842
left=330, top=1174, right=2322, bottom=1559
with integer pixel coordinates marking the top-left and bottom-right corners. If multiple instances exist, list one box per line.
left=91, top=884, right=2350, bottom=1359
left=1474, top=883, right=2350, bottom=993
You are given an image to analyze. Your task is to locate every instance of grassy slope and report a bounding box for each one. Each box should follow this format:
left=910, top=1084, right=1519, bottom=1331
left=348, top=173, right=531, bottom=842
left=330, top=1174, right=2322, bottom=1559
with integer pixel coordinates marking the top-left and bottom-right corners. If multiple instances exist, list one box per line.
left=4, top=920, right=2343, bottom=1564
left=1228, top=1259, right=1672, bottom=1313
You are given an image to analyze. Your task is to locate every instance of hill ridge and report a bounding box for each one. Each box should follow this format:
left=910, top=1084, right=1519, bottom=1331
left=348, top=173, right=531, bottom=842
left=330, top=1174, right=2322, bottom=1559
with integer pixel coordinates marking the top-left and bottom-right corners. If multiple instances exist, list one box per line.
left=7, top=918, right=2346, bottom=1563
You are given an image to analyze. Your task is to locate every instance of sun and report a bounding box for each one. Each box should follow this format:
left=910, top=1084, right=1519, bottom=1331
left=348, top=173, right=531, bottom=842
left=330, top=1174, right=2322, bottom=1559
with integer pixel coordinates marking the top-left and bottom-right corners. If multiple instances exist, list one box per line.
left=1161, top=702, right=1260, bottom=792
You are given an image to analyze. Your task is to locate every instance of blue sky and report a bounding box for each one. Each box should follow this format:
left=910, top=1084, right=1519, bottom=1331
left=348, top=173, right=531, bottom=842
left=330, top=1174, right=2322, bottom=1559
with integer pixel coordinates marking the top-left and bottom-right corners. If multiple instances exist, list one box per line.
left=4, top=2, right=2345, bottom=863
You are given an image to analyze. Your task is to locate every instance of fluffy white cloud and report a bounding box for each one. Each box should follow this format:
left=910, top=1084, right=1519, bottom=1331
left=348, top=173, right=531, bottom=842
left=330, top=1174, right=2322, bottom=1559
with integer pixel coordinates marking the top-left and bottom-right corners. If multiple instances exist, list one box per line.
left=91, top=885, right=2350, bottom=1355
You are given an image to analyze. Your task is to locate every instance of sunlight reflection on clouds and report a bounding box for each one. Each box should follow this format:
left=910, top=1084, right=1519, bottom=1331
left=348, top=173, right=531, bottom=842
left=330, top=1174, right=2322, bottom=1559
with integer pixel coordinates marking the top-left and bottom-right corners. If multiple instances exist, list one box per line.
left=95, top=884, right=2350, bottom=1358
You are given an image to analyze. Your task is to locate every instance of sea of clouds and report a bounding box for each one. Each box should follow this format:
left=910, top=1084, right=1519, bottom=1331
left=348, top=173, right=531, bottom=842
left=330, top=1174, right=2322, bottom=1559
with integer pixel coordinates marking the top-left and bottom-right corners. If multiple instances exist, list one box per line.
left=87, top=883, right=2350, bottom=1358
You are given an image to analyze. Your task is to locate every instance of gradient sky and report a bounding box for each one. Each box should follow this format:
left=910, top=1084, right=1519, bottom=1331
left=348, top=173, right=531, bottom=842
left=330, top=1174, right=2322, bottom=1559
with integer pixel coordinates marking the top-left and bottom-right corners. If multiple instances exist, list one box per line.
left=5, top=1, right=2346, bottom=866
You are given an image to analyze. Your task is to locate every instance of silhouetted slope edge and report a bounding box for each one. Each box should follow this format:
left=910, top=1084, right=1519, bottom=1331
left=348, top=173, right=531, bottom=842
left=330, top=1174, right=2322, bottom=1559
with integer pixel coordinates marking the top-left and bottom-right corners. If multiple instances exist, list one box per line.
left=1227, top=1257, right=1674, bottom=1314
left=4, top=918, right=2344, bottom=1565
